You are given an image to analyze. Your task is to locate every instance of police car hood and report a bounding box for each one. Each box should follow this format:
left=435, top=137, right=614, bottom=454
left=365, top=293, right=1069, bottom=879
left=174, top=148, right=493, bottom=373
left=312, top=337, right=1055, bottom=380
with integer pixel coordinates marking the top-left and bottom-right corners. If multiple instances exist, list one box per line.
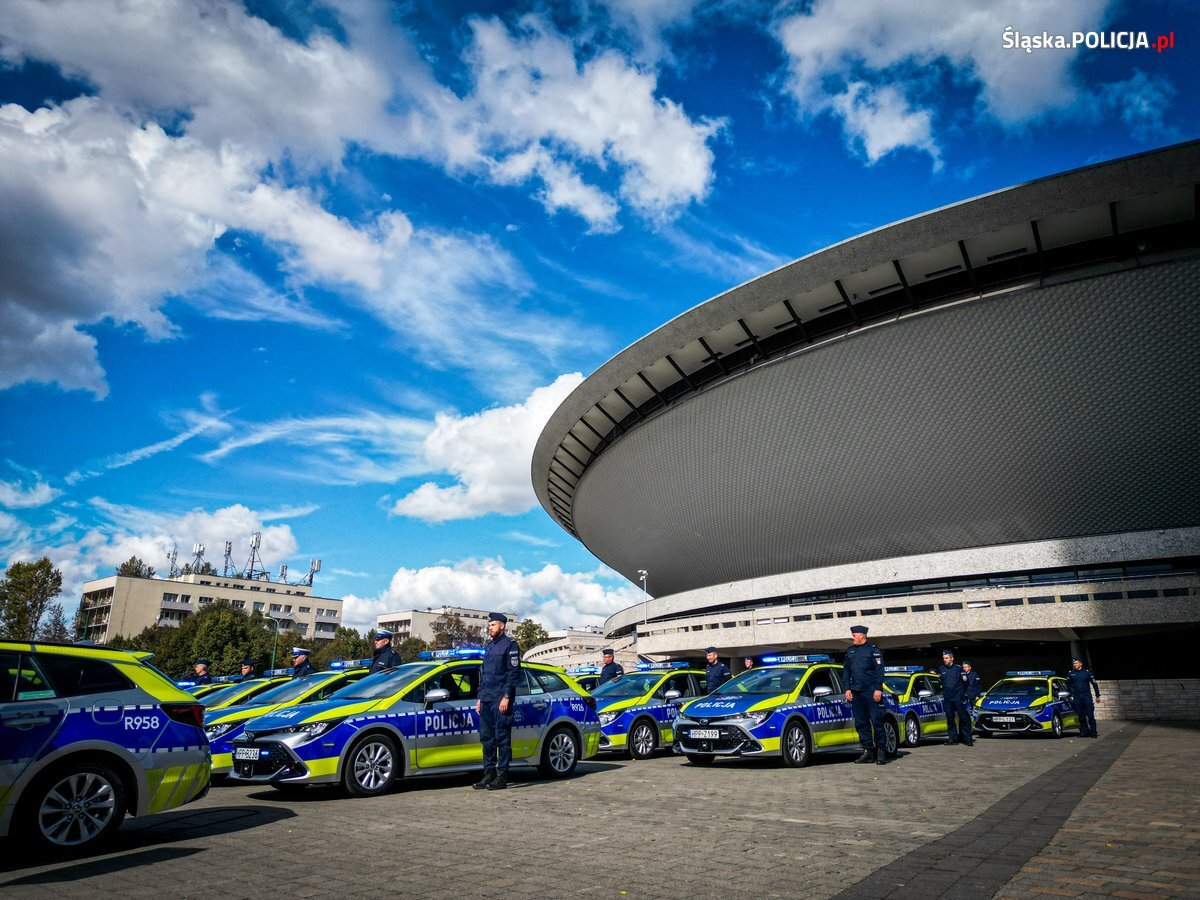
left=243, top=698, right=379, bottom=731
left=681, top=694, right=785, bottom=718
left=979, top=693, right=1047, bottom=711
left=595, top=696, right=645, bottom=715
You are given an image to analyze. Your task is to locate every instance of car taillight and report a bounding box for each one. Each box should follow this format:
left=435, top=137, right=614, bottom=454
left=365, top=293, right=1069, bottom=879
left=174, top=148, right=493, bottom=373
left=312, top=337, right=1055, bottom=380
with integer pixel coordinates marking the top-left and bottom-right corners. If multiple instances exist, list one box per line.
left=162, top=703, right=205, bottom=728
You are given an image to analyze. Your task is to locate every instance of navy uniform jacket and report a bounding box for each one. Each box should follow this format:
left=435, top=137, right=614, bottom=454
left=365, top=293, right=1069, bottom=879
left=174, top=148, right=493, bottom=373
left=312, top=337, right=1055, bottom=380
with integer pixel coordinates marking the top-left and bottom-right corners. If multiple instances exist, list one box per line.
left=292, top=659, right=316, bottom=679
left=964, top=670, right=982, bottom=703
left=1066, top=667, right=1100, bottom=699
left=705, top=661, right=732, bottom=694
left=370, top=645, right=402, bottom=673
left=843, top=643, right=884, bottom=692
left=480, top=633, right=522, bottom=703
left=938, top=663, right=966, bottom=701
left=195, top=673, right=213, bottom=685
left=598, top=661, right=625, bottom=685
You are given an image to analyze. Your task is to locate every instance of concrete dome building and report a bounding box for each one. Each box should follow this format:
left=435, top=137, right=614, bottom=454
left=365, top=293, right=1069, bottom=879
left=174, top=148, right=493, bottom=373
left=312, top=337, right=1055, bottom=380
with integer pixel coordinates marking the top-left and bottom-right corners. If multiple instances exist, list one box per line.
left=533, top=143, right=1200, bottom=718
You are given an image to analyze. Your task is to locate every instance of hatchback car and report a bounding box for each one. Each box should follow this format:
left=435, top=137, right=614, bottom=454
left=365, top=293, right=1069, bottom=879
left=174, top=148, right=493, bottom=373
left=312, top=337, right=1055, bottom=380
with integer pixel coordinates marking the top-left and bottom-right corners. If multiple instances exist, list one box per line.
left=974, top=670, right=1080, bottom=737
left=593, top=662, right=706, bottom=758
left=1, top=640, right=209, bottom=852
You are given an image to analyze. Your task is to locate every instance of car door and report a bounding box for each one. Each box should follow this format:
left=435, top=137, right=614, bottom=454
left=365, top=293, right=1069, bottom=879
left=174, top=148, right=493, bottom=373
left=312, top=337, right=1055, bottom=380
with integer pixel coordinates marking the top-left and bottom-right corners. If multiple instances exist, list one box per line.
left=916, top=675, right=947, bottom=736
left=513, top=669, right=555, bottom=759
left=1051, top=678, right=1077, bottom=726
left=802, top=666, right=855, bottom=748
left=0, top=652, right=69, bottom=819
left=414, top=664, right=482, bottom=770
left=656, top=673, right=695, bottom=743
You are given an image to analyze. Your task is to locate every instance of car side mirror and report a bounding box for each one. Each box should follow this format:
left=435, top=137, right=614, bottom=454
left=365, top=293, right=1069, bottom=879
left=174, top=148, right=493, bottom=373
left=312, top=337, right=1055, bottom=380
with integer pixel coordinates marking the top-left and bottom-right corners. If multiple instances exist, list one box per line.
left=1057, top=690, right=1071, bottom=700
left=424, top=688, right=450, bottom=706
left=664, top=689, right=681, bottom=702
left=812, top=685, right=833, bottom=699
left=917, top=690, right=933, bottom=699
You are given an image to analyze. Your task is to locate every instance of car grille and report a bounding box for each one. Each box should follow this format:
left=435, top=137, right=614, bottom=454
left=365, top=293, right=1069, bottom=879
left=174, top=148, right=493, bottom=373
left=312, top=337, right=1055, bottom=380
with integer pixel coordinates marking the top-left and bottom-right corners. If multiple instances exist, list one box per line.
left=231, top=741, right=307, bottom=780
left=977, top=712, right=1038, bottom=732
left=676, top=725, right=757, bottom=754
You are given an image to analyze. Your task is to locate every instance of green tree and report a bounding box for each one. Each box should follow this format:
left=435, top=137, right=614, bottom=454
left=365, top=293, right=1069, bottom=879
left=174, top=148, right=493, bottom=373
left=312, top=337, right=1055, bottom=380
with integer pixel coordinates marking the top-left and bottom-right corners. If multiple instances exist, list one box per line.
left=430, top=613, right=483, bottom=649
left=116, top=556, right=156, bottom=578
left=0, top=557, right=63, bottom=640
left=180, top=561, right=218, bottom=576
left=37, top=602, right=71, bottom=641
left=396, top=636, right=428, bottom=662
left=314, top=627, right=372, bottom=669
left=512, top=618, right=550, bottom=653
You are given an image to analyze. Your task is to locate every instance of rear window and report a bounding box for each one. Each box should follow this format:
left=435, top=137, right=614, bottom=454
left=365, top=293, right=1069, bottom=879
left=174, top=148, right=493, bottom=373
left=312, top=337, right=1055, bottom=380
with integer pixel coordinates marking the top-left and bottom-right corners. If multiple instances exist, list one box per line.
left=38, top=654, right=133, bottom=697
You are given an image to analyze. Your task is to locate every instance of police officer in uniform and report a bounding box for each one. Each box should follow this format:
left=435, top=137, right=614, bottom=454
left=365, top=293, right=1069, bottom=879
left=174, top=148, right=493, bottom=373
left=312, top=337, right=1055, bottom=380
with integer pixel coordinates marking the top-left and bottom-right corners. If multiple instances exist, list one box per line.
left=474, top=612, right=521, bottom=791
left=843, top=625, right=888, bottom=765
left=1066, top=656, right=1101, bottom=738
left=598, top=648, right=624, bottom=685
left=193, top=659, right=213, bottom=685
left=291, top=647, right=316, bottom=679
left=704, top=647, right=731, bottom=694
left=238, top=658, right=256, bottom=681
left=370, top=628, right=402, bottom=673
left=962, top=660, right=982, bottom=726
left=938, top=649, right=972, bottom=746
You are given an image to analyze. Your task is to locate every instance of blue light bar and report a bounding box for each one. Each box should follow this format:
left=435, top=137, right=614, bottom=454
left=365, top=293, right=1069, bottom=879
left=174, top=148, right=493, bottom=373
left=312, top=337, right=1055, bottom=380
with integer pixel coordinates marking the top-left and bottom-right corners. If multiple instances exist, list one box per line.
left=175, top=680, right=198, bottom=688
left=1005, top=670, right=1056, bottom=677
left=635, top=661, right=690, bottom=670
left=760, top=654, right=831, bottom=665
left=329, top=658, right=372, bottom=670
left=211, top=674, right=242, bottom=684
left=884, top=666, right=924, bottom=673
left=569, top=666, right=600, bottom=674
left=265, top=667, right=295, bottom=677
left=418, top=646, right=486, bottom=660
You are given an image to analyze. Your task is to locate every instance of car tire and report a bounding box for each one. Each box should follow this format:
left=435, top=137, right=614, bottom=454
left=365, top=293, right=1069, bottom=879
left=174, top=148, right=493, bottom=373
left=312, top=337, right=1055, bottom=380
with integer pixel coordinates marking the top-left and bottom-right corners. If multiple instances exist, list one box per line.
left=685, top=754, right=715, bottom=766
left=628, top=719, right=658, bottom=760
left=20, top=761, right=127, bottom=853
left=1050, top=713, right=1063, bottom=738
left=343, top=734, right=399, bottom=797
left=904, top=715, right=921, bottom=748
left=882, top=719, right=900, bottom=757
left=780, top=719, right=811, bottom=768
left=539, top=726, right=581, bottom=778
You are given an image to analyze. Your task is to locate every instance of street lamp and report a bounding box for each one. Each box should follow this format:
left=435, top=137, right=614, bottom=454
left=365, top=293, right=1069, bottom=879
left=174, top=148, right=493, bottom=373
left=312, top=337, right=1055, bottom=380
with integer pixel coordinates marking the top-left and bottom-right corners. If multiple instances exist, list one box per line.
left=638, top=569, right=649, bottom=626
left=265, top=614, right=283, bottom=671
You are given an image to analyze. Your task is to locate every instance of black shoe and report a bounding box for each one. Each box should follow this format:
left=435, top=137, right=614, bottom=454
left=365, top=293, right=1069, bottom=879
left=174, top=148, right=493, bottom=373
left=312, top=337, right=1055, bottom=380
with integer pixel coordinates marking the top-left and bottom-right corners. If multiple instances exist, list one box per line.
left=854, top=750, right=876, bottom=764
left=945, top=741, right=960, bottom=746
left=875, top=753, right=888, bottom=765
left=1090, top=733, right=1098, bottom=738
left=486, top=773, right=508, bottom=791
left=472, top=771, right=495, bottom=790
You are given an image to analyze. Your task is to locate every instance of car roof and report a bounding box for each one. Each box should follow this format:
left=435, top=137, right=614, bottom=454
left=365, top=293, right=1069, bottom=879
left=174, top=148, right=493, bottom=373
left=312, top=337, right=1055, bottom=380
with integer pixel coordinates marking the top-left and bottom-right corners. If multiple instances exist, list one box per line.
left=0, top=640, right=149, bottom=663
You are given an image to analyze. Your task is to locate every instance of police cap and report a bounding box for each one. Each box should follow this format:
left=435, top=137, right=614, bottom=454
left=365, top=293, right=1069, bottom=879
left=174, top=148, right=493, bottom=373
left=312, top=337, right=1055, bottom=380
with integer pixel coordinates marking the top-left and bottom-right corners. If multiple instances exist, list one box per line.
left=488, top=612, right=508, bottom=623
left=940, top=648, right=955, bottom=656
left=961, top=660, right=972, bottom=667
left=1071, top=656, right=1082, bottom=662
left=240, top=658, right=254, bottom=667
left=375, top=628, right=393, bottom=639
left=849, top=625, right=868, bottom=635
left=705, top=646, right=718, bottom=654
left=602, top=647, right=614, bottom=655
left=195, top=658, right=211, bottom=666
left=291, top=647, right=310, bottom=657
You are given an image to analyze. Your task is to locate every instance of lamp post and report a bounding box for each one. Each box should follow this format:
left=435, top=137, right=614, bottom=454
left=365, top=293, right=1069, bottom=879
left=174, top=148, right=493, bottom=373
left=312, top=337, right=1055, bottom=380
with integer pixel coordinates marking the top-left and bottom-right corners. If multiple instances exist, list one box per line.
left=266, top=614, right=283, bottom=671
left=638, top=569, right=649, bottom=627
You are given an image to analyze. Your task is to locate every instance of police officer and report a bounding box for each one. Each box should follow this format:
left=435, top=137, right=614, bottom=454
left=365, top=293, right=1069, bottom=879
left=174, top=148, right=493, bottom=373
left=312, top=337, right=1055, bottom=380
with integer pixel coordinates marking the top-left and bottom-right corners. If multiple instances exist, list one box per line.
left=843, top=625, right=888, bottom=765
left=370, top=628, right=402, bottom=673
left=1066, top=656, right=1101, bottom=738
left=291, top=647, right=316, bottom=679
left=938, top=649, right=972, bottom=746
left=962, top=660, right=982, bottom=726
left=743, top=657, right=754, bottom=670
left=238, top=658, right=256, bottom=681
left=704, top=647, right=731, bottom=694
left=193, top=659, right=213, bottom=685
left=598, top=648, right=624, bottom=685
left=474, top=612, right=521, bottom=791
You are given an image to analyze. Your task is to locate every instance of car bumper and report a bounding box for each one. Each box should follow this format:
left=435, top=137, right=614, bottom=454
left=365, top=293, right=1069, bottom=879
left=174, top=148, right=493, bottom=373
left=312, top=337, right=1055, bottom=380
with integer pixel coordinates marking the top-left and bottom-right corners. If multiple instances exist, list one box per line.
left=975, top=711, right=1049, bottom=733
left=672, top=722, right=768, bottom=757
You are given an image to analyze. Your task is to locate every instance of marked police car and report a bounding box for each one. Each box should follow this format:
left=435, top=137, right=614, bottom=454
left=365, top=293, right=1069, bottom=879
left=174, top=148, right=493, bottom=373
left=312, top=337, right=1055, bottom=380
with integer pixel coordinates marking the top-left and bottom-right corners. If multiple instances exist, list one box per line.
left=204, top=660, right=373, bottom=778
left=674, top=655, right=903, bottom=766
left=199, top=673, right=292, bottom=711
left=882, top=666, right=948, bottom=747
left=567, top=666, right=601, bottom=693
left=593, top=662, right=706, bottom=758
left=229, top=647, right=601, bottom=796
left=973, top=670, right=1080, bottom=738
left=175, top=680, right=225, bottom=700
left=1, top=640, right=210, bottom=853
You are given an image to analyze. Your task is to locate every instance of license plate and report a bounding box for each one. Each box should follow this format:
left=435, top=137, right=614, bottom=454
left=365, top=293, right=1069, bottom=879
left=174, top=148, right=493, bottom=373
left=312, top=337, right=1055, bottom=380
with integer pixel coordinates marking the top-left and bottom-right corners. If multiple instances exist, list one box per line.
left=991, top=716, right=1017, bottom=723
left=690, top=729, right=720, bottom=739
left=234, top=747, right=261, bottom=761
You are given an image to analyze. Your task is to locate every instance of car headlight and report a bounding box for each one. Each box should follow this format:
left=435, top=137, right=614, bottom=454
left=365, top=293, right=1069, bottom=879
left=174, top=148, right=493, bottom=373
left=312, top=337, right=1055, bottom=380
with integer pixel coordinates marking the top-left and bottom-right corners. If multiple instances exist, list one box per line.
left=598, top=712, right=618, bottom=726
left=281, top=719, right=342, bottom=740
left=204, top=722, right=238, bottom=741
left=737, top=709, right=773, bottom=727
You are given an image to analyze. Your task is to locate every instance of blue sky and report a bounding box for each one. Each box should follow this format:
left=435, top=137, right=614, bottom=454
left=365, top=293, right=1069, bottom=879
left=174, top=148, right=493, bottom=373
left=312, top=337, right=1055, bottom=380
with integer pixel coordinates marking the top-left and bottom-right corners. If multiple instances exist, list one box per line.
left=0, top=0, right=1195, bottom=632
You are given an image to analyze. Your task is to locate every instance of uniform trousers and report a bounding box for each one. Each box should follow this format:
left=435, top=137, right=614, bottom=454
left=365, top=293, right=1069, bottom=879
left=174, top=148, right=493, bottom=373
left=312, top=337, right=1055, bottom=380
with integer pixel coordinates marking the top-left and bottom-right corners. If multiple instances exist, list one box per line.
left=850, top=691, right=886, bottom=752
left=1073, top=696, right=1097, bottom=736
left=479, top=700, right=514, bottom=773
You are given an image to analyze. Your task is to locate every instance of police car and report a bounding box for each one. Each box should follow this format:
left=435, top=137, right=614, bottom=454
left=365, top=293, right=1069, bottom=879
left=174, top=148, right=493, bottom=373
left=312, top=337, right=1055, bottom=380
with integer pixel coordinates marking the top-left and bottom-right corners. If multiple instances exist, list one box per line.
left=1, top=640, right=210, bottom=852
left=674, top=655, right=903, bottom=766
left=229, top=647, right=601, bottom=796
left=204, top=660, right=373, bottom=778
left=175, top=680, right=225, bottom=700
left=973, top=670, right=1080, bottom=738
left=593, top=662, right=706, bottom=758
left=199, top=673, right=292, bottom=711
left=882, top=666, right=948, bottom=748
left=566, top=666, right=601, bottom=693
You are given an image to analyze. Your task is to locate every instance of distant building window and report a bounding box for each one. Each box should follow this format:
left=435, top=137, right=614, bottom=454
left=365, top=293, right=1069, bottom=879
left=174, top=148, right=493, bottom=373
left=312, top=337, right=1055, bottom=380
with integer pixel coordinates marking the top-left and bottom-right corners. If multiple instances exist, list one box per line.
left=270, top=604, right=281, bottom=612
left=284, top=605, right=292, bottom=613
left=233, top=600, right=245, bottom=609
left=299, top=606, right=311, bottom=613
left=199, top=597, right=213, bottom=604
left=253, top=602, right=264, bottom=611
left=180, top=595, right=191, bottom=603
left=250, top=586, right=260, bottom=592
left=266, top=588, right=276, bottom=593
left=162, top=593, right=178, bottom=603
left=200, top=580, right=211, bottom=585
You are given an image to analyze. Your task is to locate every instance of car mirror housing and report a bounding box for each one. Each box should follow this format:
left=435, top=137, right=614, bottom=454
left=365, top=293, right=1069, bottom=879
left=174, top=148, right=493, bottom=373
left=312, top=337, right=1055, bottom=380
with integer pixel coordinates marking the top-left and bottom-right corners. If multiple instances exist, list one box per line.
left=812, top=685, right=833, bottom=699
left=424, top=688, right=450, bottom=706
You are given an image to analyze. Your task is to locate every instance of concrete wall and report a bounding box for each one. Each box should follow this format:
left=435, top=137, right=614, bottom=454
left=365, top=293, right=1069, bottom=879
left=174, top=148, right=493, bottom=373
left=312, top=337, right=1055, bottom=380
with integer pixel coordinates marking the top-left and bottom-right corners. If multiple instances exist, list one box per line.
left=1095, top=679, right=1200, bottom=721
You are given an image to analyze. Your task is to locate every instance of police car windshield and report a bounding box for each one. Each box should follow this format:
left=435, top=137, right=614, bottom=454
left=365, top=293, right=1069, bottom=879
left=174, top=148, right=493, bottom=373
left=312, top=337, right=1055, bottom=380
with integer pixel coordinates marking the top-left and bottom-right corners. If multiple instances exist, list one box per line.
left=328, top=663, right=432, bottom=700
left=199, top=683, right=252, bottom=706
left=712, top=667, right=806, bottom=695
left=242, top=674, right=330, bottom=705
left=988, top=680, right=1048, bottom=700
left=591, top=673, right=661, bottom=698
left=882, top=677, right=909, bottom=695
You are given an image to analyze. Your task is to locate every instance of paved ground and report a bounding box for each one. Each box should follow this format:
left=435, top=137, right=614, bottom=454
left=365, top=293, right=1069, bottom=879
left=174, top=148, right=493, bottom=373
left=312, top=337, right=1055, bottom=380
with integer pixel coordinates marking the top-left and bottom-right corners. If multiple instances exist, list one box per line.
left=1, top=722, right=1196, bottom=899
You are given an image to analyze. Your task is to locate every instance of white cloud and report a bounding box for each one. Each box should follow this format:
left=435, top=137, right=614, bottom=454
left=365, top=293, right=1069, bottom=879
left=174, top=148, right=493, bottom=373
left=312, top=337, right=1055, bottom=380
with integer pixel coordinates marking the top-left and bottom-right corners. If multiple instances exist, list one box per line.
left=0, top=476, right=60, bottom=509
left=773, top=0, right=1114, bottom=164
left=501, top=531, right=559, bottom=548
left=390, top=374, right=583, bottom=522
left=1099, top=71, right=1180, bottom=144
left=341, top=556, right=642, bottom=631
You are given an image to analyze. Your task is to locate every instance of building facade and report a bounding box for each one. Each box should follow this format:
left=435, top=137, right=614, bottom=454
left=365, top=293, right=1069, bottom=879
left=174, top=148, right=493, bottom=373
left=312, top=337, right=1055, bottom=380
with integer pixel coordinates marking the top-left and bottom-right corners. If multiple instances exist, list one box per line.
left=521, top=626, right=639, bottom=669
left=374, top=606, right=518, bottom=645
left=78, top=573, right=344, bottom=644
left=532, top=142, right=1200, bottom=709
